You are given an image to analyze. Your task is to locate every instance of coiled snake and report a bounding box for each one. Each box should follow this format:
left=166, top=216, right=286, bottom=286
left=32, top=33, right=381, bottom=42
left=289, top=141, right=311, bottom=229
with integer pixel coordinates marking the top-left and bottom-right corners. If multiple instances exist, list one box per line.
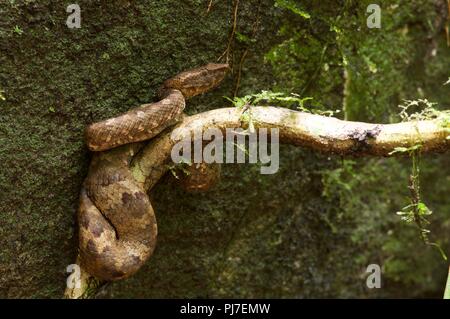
left=79, top=63, right=229, bottom=281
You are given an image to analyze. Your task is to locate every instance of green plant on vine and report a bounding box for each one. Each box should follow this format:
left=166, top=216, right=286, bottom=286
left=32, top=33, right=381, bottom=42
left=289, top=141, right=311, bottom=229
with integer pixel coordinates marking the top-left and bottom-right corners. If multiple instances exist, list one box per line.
left=225, top=90, right=340, bottom=135
left=225, top=90, right=315, bottom=111
left=225, top=90, right=341, bottom=132
left=390, top=99, right=449, bottom=261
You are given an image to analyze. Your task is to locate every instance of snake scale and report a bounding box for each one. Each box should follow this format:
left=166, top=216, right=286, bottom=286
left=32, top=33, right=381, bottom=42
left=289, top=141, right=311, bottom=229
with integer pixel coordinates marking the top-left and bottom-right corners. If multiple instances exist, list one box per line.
left=79, top=63, right=229, bottom=281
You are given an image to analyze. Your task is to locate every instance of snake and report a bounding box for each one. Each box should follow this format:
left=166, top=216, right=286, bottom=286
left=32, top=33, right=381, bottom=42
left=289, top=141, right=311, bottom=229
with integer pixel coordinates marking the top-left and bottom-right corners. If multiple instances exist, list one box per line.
left=78, top=63, right=229, bottom=281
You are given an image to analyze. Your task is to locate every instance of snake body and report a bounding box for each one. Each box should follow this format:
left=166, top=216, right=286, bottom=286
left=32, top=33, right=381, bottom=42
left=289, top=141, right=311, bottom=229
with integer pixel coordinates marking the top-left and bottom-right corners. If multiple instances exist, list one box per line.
left=79, top=63, right=229, bottom=281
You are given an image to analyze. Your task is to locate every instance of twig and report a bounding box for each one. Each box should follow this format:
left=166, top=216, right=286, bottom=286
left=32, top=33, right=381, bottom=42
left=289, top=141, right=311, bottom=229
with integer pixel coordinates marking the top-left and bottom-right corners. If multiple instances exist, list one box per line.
left=232, top=0, right=261, bottom=96
left=446, top=0, right=450, bottom=46
left=217, top=0, right=240, bottom=65
left=233, top=49, right=248, bottom=97
left=206, top=0, right=213, bottom=14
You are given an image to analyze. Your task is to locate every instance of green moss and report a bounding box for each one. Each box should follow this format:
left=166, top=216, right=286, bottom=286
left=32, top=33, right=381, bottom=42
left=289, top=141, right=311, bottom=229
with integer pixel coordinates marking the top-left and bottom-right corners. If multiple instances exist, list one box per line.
left=1, top=0, right=449, bottom=298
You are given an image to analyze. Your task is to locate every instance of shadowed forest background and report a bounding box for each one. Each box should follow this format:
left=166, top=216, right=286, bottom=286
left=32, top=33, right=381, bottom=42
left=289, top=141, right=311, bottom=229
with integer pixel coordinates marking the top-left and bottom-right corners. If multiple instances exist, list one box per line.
left=0, top=0, right=449, bottom=298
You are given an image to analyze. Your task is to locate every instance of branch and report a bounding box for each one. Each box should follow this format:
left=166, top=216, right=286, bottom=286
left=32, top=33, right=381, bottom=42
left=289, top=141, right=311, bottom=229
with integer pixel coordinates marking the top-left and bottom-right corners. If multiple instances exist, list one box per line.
left=131, top=106, right=449, bottom=189
left=65, top=106, right=449, bottom=298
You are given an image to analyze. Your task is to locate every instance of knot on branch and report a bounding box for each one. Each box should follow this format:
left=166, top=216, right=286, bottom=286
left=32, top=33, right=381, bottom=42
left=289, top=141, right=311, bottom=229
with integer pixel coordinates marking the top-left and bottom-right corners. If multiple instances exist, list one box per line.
left=348, top=125, right=382, bottom=153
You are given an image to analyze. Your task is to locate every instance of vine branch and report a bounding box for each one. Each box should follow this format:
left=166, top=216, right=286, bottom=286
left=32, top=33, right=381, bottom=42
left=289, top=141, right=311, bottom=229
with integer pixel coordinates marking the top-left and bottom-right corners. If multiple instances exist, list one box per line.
left=65, top=106, right=449, bottom=299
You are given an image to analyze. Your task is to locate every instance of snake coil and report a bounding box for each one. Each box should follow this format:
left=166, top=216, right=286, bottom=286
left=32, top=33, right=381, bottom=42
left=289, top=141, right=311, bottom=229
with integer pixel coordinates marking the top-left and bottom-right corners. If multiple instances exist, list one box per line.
left=79, top=63, right=229, bottom=280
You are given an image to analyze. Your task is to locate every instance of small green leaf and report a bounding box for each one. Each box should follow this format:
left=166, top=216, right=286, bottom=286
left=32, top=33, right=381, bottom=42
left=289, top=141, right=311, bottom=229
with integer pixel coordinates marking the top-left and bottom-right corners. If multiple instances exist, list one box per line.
left=388, top=144, right=422, bottom=155
left=417, top=202, right=432, bottom=216
left=388, top=147, right=408, bottom=155
left=235, top=32, right=254, bottom=43
left=274, top=0, right=310, bottom=19
left=13, top=25, right=23, bottom=35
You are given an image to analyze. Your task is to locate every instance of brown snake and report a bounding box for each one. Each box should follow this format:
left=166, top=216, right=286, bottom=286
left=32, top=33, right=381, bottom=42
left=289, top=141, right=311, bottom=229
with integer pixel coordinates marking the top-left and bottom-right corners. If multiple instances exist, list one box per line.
left=79, top=63, right=229, bottom=281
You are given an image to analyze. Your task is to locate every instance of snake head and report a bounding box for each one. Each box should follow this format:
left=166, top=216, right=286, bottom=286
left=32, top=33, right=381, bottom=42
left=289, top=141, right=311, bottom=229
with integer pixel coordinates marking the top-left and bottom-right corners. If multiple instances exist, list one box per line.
left=159, top=63, right=230, bottom=99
